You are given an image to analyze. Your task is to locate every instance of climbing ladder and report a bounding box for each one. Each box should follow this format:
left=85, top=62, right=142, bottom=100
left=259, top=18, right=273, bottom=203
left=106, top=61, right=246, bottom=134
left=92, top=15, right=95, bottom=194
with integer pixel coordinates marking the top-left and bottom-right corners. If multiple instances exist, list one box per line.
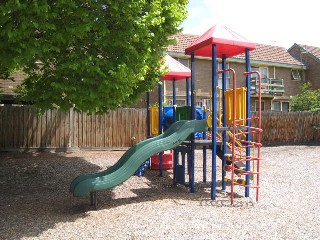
left=228, top=71, right=262, bottom=204
left=213, top=69, right=262, bottom=204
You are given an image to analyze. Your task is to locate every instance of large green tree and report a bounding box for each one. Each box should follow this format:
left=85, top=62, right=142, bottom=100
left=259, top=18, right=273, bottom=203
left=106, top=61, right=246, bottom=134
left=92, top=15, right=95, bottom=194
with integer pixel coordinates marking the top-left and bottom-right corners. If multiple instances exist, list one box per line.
left=0, top=1, right=188, bottom=113
left=290, top=83, right=320, bottom=112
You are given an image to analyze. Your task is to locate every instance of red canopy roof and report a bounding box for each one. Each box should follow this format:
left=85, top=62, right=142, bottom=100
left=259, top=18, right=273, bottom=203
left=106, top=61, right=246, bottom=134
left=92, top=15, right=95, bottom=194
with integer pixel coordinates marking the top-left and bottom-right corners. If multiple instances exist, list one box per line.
left=161, top=54, right=191, bottom=81
left=185, top=24, right=256, bottom=58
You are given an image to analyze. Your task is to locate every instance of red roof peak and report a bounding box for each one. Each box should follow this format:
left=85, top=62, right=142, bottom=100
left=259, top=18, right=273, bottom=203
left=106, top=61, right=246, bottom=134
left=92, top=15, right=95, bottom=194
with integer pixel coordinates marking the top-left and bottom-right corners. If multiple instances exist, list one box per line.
left=185, top=23, right=256, bottom=58
left=162, top=54, right=191, bottom=81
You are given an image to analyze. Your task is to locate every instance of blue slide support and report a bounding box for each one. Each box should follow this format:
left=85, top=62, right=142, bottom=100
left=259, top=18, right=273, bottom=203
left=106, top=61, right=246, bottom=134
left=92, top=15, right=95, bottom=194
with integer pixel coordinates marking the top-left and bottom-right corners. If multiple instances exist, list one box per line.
left=173, top=78, right=176, bottom=121
left=186, top=77, right=190, bottom=106
left=211, top=44, right=218, bottom=200
left=202, top=109, right=207, bottom=183
left=190, top=53, right=196, bottom=193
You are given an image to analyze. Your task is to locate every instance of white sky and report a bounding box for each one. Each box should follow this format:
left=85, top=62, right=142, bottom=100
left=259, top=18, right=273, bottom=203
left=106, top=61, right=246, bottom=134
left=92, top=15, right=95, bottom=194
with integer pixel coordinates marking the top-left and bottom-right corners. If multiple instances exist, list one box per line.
left=180, top=0, right=319, bottom=49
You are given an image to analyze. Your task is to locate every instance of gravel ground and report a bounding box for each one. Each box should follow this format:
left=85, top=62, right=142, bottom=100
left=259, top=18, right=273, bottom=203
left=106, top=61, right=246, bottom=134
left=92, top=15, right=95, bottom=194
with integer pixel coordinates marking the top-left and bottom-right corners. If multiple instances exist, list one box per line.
left=0, top=145, right=320, bottom=240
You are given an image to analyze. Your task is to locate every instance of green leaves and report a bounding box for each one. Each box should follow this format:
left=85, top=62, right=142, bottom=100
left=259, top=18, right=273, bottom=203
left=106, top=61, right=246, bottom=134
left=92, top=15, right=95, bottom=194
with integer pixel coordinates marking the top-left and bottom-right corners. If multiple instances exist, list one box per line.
left=290, top=83, right=320, bottom=112
left=1, top=0, right=188, bottom=113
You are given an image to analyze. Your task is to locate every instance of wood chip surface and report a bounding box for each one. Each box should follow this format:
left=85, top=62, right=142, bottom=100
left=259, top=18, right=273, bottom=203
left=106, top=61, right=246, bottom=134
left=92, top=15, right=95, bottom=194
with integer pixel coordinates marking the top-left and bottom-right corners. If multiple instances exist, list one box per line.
left=0, top=146, right=319, bottom=239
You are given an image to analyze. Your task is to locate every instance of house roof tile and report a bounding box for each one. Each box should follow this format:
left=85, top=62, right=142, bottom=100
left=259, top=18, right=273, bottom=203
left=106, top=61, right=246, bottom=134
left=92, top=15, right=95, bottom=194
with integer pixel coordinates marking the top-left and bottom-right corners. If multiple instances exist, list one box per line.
left=295, top=43, right=320, bottom=61
left=167, top=33, right=198, bottom=53
left=167, top=33, right=304, bottom=66
left=235, top=43, right=304, bottom=66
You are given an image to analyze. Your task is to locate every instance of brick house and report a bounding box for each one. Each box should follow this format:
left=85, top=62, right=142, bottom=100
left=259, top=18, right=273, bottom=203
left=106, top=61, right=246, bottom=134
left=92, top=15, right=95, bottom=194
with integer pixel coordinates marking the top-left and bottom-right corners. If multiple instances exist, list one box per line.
left=288, top=44, right=320, bottom=89
left=165, top=33, right=306, bottom=112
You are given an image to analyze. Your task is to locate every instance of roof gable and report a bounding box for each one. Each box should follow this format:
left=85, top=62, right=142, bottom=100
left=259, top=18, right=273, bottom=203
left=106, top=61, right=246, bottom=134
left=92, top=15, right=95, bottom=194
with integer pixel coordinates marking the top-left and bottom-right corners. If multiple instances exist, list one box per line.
left=167, top=33, right=304, bottom=66
left=294, top=44, right=320, bottom=62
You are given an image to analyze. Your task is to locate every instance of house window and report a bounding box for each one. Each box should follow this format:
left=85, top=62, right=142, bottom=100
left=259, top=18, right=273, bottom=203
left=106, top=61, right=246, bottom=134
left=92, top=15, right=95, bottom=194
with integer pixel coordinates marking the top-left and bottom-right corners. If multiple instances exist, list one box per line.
left=260, top=67, right=268, bottom=78
left=176, top=99, right=186, bottom=106
left=251, top=66, right=259, bottom=73
left=201, top=98, right=211, bottom=110
left=178, top=58, right=189, bottom=68
left=217, top=62, right=230, bottom=89
left=173, top=58, right=190, bottom=68
left=251, top=66, right=268, bottom=78
left=291, top=70, right=301, bottom=81
left=255, top=100, right=265, bottom=111
left=165, top=98, right=186, bottom=106
left=272, top=101, right=281, bottom=111
left=272, top=101, right=289, bottom=111
left=282, top=102, right=289, bottom=112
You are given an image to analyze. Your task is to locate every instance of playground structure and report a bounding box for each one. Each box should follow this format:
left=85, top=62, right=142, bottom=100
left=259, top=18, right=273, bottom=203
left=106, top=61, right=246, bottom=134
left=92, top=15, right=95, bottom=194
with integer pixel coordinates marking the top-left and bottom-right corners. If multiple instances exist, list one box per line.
left=69, top=24, right=262, bottom=206
left=184, top=24, right=262, bottom=204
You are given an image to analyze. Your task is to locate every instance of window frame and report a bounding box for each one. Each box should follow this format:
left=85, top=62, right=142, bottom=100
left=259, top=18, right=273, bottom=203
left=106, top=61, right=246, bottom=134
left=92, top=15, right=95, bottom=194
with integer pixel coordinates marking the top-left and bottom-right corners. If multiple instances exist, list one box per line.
left=255, top=100, right=265, bottom=111
left=272, top=101, right=281, bottom=111
left=251, top=66, right=268, bottom=79
left=178, top=58, right=190, bottom=68
left=291, top=70, right=301, bottom=81
left=272, top=100, right=289, bottom=112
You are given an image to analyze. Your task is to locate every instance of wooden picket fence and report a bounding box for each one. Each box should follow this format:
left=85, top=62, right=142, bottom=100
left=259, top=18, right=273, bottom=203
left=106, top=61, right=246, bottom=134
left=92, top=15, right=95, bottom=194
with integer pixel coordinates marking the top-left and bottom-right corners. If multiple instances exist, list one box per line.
left=0, top=105, right=319, bottom=151
left=0, top=106, right=147, bottom=151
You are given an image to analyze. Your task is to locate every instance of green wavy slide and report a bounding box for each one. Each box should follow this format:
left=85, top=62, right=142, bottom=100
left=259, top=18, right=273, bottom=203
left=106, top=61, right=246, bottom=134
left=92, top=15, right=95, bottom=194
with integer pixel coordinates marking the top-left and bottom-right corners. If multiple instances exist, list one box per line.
left=70, top=120, right=208, bottom=197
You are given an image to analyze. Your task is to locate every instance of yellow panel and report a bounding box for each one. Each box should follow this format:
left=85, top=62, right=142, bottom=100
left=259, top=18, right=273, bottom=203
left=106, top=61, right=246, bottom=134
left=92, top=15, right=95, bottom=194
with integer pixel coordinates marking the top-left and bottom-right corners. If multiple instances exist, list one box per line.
left=206, top=113, right=212, bottom=128
left=149, top=106, right=159, bottom=135
left=224, top=88, right=247, bottom=125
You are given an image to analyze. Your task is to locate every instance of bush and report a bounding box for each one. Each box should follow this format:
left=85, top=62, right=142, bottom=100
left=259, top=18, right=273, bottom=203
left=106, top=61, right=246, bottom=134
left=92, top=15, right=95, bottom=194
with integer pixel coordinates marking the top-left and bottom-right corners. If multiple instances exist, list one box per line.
left=290, top=83, right=320, bottom=112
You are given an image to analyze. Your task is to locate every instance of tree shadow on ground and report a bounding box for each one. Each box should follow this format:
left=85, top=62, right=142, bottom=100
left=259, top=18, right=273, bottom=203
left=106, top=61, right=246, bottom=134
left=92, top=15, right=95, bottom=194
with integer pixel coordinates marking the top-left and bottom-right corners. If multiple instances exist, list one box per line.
left=0, top=151, right=101, bottom=240
left=0, top=151, right=247, bottom=239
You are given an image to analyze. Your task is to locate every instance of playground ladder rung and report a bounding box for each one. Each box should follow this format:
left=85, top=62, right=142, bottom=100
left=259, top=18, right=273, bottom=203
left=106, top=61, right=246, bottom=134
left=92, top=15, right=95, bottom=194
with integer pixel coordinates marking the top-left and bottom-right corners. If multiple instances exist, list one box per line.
left=233, top=183, right=260, bottom=188
left=234, top=144, right=257, bottom=149
left=230, top=166, right=259, bottom=173
left=234, top=152, right=260, bottom=158
left=225, top=178, right=260, bottom=188
left=234, top=156, right=261, bottom=162
left=234, top=140, right=263, bottom=147
left=234, top=170, right=260, bottom=175
left=234, top=129, right=262, bottom=136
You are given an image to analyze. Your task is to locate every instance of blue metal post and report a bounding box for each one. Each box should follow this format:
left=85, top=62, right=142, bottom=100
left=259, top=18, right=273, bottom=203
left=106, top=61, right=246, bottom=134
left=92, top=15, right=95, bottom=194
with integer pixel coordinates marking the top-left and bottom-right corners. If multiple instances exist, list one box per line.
left=172, top=77, right=177, bottom=179
left=203, top=107, right=207, bottom=183
left=245, top=49, right=251, bottom=197
left=190, top=53, right=195, bottom=193
left=158, top=81, right=163, bottom=177
left=186, top=77, right=190, bottom=106
left=173, top=78, right=176, bottom=122
left=211, top=44, right=217, bottom=200
left=221, top=54, right=227, bottom=190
